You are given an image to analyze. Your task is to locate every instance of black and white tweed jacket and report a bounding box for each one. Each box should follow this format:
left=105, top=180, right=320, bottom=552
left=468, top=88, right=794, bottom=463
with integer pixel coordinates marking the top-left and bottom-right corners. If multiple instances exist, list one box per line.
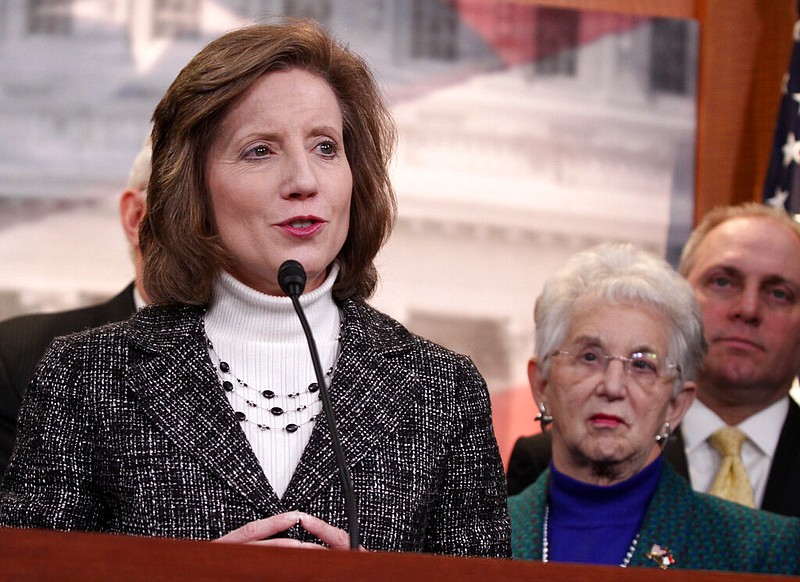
left=0, top=299, right=510, bottom=557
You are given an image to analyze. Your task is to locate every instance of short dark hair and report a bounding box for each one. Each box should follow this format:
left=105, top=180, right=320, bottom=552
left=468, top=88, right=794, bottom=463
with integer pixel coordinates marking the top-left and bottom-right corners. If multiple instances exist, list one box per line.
left=141, top=19, right=396, bottom=305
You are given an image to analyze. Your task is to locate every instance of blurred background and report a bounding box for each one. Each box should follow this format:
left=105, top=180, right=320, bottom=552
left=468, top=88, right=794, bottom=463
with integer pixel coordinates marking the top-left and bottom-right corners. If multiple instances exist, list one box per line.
left=0, top=0, right=699, bottom=462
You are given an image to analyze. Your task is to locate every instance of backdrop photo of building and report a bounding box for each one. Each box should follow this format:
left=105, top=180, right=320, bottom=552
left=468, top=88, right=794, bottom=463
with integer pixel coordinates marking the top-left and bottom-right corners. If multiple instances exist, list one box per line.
left=0, top=0, right=698, bottom=460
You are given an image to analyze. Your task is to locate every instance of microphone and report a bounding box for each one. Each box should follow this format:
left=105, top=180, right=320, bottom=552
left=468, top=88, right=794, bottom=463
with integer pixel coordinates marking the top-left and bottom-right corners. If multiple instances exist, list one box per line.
left=278, top=259, right=306, bottom=296
left=278, top=260, right=360, bottom=550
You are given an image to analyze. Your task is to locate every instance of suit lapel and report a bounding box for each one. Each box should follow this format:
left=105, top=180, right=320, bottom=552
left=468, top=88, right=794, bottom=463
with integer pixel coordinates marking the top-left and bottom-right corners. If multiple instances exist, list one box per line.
left=98, top=282, right=137, bottom=323
left=127, top=306, right=281, bottom=515
left=281, top=300, right=422, bottom=510
left=664, top=427, right=690, bottom=481
left=762, top=398, right=800, bottom=517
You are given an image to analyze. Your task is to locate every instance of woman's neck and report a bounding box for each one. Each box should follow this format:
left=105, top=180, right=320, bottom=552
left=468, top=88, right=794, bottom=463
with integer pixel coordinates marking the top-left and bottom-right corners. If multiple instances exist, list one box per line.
left=552, top=443, right=661, bottom=486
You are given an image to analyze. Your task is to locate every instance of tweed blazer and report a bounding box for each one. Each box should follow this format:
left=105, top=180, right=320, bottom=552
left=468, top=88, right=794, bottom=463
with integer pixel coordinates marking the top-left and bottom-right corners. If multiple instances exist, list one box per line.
left=0, top=284, right=137, bottom=474
left=509, top=463, right=800, bottom=573
left=0, top=298, right=510, bottom=557
left=506, top=400, right=800, bottom=519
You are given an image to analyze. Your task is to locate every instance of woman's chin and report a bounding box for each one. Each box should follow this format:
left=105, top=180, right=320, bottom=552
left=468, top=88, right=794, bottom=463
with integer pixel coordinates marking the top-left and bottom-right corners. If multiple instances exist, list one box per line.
left=583, top=441, right=629, bottom=465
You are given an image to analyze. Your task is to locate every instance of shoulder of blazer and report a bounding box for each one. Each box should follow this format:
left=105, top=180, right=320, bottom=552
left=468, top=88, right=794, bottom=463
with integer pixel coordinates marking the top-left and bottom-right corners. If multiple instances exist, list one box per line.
left=41, top=303, right=203, bottom=363
left=0, top=283, right=135, bottom=352
left=506, top=432, right=553, bottom=495
left=762, top=397, right=800, bottom=517
left=341, top=298, right=464, bottom=362
left=663, top=426, right=689, bottom=479
left=637, top=462, right=800, bottom=572
left=337, top=299, right=486, bottom=405
left=0, top=283, right=137, bottom=395
left=126, top=304, right=205, bottom=355
left=95, top=282, right=138, bottom=322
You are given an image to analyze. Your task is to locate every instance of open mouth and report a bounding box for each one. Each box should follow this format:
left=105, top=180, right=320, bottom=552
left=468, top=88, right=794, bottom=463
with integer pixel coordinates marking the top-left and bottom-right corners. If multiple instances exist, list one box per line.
left=287, top=218, right=317, bottom=229
left=279, top=216, right=325, bottom=237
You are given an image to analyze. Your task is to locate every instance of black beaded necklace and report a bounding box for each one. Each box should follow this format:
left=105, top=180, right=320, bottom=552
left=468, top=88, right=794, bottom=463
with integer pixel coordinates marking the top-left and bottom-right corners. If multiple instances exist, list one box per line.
left=205, top=330, right=341, bottom=434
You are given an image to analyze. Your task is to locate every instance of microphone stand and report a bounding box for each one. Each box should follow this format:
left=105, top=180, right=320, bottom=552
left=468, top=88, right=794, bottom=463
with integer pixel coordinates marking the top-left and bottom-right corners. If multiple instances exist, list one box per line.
left=280, top=261, right=360, bottom=550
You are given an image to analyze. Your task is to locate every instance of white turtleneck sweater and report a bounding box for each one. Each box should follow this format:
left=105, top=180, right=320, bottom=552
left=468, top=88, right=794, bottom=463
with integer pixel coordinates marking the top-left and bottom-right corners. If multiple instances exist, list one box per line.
left=203, top=264, right=342, bottom=499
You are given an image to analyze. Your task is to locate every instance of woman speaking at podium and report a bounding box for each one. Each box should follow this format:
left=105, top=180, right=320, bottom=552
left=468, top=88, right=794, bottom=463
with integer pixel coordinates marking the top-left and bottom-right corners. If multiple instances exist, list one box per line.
left=0, top=19, right=510, bottom=558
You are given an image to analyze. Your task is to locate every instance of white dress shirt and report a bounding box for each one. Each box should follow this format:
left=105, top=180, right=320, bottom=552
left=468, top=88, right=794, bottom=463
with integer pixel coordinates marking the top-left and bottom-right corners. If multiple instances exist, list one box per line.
left=681, top=397, right=788, bottom=508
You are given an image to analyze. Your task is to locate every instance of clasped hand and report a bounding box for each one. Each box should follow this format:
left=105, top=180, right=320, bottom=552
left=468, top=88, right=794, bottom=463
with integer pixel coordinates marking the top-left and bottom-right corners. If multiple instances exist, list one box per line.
left=214, top=511, right=363, bottom=550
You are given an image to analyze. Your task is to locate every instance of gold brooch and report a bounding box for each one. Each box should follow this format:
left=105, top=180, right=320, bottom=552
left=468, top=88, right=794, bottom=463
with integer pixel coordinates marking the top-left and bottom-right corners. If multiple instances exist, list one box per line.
left=646, top=544, right=675, bottom=569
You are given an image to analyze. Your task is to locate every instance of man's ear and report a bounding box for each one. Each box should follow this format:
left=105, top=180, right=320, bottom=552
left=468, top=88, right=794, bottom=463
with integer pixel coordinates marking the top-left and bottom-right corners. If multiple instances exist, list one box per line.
left=119, top=188, right=146, bottom=248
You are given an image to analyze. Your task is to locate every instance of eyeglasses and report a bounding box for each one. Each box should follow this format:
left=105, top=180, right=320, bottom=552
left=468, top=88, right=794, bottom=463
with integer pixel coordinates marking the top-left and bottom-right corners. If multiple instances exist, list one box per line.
left=548, top=348, right=681, bottom=388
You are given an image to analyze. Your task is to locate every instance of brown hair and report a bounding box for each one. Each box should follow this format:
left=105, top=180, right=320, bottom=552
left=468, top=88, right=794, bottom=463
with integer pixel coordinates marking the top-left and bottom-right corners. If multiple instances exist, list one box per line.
left=140, top=20, right=396, bottom=305
left=679, top=202, right=800, bottom=277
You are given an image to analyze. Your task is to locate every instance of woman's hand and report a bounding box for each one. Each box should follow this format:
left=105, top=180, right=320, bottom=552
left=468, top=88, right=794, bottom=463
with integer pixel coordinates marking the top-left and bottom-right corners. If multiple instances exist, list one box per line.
left=214, top=511, right=362, bottom=550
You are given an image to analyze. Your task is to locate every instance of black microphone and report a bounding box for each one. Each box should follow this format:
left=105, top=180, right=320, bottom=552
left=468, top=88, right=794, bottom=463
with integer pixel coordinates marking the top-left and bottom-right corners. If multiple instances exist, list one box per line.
left=278, top=259, right=306, bottom=297
left=278, top=260, right=360, bottom=550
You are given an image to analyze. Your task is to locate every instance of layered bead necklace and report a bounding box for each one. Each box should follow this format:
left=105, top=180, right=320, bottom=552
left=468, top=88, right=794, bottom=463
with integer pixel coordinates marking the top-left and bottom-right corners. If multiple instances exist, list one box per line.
left=202, top=265, right=343, bottom=498
left=206, top=328, right=342, bottom=433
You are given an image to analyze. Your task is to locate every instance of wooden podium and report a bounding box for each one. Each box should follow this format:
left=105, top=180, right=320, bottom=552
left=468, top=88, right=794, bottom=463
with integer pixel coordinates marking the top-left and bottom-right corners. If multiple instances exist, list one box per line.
left=0, top=527, right=796, bottom=581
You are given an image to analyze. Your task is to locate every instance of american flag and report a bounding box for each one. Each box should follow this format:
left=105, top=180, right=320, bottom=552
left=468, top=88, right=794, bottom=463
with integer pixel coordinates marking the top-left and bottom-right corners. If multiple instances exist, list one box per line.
left=764, top=0, right=800, bottom=213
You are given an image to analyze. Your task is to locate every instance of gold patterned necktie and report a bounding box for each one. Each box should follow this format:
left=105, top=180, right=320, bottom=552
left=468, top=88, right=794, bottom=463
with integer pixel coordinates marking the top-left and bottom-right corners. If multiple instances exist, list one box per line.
left=708, top=426, right=755, bottom=507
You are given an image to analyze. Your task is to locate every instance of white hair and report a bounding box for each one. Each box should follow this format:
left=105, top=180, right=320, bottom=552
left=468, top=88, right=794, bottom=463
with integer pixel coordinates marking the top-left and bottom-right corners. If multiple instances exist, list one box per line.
left=126, top=136, right=152, bottom=192
left=534, top=242, right=706, bottom=392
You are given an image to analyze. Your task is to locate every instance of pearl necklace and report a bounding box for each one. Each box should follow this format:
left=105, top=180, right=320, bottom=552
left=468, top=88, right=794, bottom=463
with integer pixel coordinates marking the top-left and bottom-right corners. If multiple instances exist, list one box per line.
left=542, top=504, right=639, bottom=568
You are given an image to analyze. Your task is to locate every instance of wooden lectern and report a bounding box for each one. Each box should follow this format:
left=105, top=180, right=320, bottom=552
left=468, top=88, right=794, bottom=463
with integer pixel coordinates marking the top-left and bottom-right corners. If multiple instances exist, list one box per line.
left=0, top=527, right=796, bottom=581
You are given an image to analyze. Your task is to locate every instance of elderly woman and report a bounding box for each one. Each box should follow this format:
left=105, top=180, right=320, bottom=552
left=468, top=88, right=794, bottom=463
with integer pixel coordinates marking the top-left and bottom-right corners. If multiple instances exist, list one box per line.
left=509, top=243, right=800, bottom=573
left=0, top=20, right=510, bottom=557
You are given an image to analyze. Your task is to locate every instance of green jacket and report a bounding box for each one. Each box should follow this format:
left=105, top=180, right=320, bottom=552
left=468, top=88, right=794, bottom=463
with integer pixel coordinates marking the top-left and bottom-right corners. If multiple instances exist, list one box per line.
left=509, top=462, right=800, bottom=574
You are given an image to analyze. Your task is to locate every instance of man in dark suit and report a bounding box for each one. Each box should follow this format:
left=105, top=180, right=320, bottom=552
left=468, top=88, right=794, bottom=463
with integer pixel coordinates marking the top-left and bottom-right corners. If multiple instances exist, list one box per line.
left=507, top=203, right=800, bottom=518
left=0, top=139, right=150, bottom=474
